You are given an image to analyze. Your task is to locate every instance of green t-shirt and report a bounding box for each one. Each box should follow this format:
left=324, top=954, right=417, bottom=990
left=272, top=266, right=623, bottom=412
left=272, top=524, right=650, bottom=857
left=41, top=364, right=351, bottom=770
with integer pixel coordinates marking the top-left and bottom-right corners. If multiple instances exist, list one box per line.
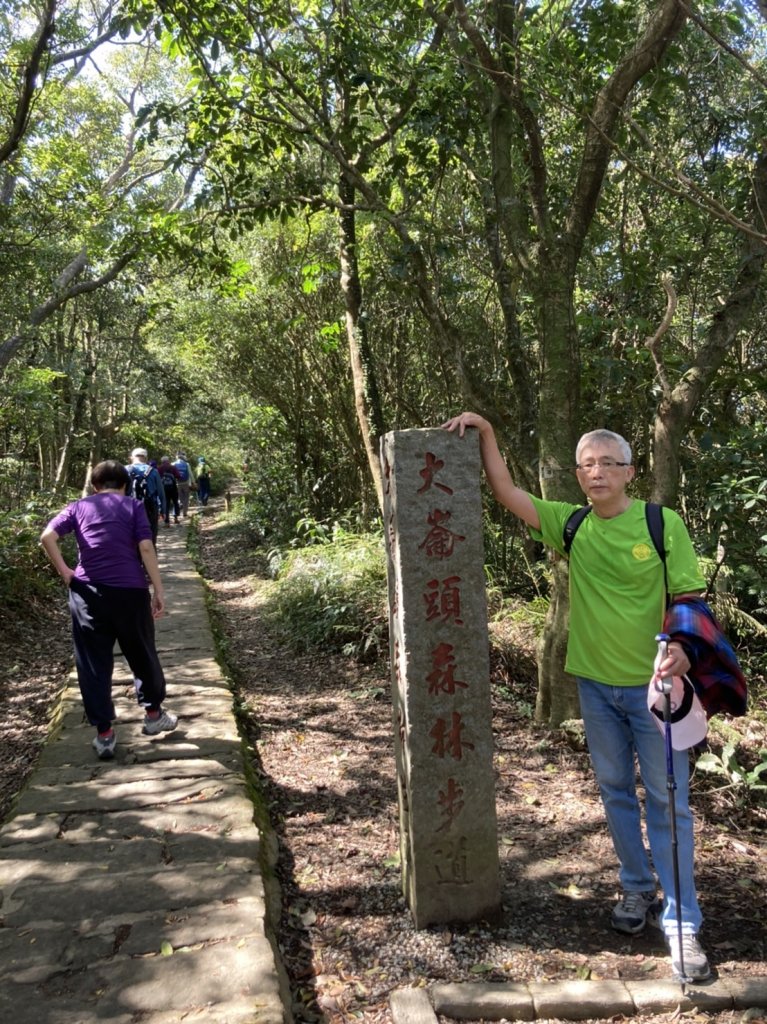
left=529, top=497, right=705, bottom=686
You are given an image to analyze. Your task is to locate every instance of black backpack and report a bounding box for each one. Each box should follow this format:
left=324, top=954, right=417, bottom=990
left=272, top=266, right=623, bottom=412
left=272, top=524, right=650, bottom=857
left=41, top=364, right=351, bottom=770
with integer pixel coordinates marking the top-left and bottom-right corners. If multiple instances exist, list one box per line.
left=128, top=465, right=156, bottom=504
left=563, top=502, right=668, bottom=599
left=161, top=467, right=176, bottom=487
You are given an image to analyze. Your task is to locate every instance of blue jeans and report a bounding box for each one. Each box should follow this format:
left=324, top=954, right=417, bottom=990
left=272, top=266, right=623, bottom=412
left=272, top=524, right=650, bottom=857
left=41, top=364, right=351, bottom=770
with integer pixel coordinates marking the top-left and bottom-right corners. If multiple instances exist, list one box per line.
left=577, top=678, right=702, bottom=936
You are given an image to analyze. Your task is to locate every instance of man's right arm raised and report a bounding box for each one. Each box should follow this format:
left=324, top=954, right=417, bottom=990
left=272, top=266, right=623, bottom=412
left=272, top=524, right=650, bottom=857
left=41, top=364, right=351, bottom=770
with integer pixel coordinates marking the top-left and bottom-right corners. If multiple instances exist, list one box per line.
left=442, top=412, right=540, bottom=530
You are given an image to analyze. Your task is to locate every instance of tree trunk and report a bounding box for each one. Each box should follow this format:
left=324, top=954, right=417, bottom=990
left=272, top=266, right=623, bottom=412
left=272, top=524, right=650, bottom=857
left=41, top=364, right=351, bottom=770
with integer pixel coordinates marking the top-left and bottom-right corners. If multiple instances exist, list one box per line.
left=535, top=560, right=574, bottom=723
left=531, top=254, right=583, bottom=723
left=54, top=359, right=94, bottom=493
left=445, top=0, right=690, bottom=725
left=338, top=173, right=385, bottom=510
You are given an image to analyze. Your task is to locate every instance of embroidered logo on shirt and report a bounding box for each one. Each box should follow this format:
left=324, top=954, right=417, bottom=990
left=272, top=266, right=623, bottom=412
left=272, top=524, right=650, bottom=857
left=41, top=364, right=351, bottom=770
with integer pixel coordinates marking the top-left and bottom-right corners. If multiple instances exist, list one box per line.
left=632, top=543, right=653, bottom=561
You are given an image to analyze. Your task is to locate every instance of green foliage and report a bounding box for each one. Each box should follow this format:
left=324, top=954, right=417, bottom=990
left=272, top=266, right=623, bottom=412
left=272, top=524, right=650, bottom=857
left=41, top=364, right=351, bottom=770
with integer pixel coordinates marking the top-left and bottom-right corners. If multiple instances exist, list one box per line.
left=5, top=0, right=767, bottom=732
left=683, top=429, right=767, bottom=618
left=264, top=526, right=387, bottom=661
left=0, top=497, right=63, bottom=624
left=0, top=455, right=40, bottom=513
left=505, top=596, right=550, bottom=637
left=482, top=502, right=550, bottom=603
left=696, top=743, right=767, bottom=804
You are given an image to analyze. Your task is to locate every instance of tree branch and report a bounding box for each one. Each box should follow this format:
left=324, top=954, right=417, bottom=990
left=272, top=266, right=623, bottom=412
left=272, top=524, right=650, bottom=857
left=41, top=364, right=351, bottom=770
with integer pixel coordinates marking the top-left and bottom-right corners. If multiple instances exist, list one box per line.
left=566, top=0, right=687, bottom=260
left=601, top=117, right=767, bottom=245
left=0, top=0, right=57, bottom=167
left=49, top=22, right=124, bottom=68
left=644, top=272, right=677, bottom=397
left=0, top=249, right=137, bottom=373
left=448, top=0, right=549, bottom=235
left=678, top=0, right=767, bottom=93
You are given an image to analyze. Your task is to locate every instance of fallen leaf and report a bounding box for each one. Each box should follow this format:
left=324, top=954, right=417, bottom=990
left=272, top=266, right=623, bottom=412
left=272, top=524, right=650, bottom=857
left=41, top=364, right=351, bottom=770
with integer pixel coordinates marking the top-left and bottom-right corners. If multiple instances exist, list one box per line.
left=470, top=963, right=494, bottom=974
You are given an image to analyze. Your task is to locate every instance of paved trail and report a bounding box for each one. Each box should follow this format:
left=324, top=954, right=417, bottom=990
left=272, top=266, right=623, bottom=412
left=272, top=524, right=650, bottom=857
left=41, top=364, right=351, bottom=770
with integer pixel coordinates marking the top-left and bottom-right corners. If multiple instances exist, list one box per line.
left=0, top=523, right=290, bottom=1024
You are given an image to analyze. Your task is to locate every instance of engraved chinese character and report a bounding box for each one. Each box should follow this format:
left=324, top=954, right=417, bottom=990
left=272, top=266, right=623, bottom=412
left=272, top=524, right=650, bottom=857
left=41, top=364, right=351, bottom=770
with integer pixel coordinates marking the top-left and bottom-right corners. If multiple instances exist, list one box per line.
left=426, top=642, right=468, bottom=696
left=430, top=711, right=474, bottom=760
left=418, top=509, right=465, bottom=559
left=417, top=452, right=454, bottom=495
left=433, top=835, right=470, bottom=885
left=436, top=777, right=465, bottom=832
left=423, top=575, right=463, bottom=625
left=387, top=511, right=396, bottom=557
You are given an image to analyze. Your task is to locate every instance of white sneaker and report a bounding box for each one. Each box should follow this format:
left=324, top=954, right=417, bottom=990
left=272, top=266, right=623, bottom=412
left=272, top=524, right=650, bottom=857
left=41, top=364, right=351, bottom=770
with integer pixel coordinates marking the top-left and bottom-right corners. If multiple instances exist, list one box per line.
left=611, top=890, right=659, bottom=934
left=142, top=710, right=178, bottom=735
left=668, top=933, right=711, bottom=981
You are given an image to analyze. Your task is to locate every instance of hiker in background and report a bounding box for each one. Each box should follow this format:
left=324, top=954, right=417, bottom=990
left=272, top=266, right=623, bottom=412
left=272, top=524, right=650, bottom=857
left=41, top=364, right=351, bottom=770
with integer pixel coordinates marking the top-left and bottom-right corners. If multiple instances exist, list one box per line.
left=158, top=455, right=181, bottom=527
left=126, top=448, right=166, bottom=546
left=40, top=459, right=178, bottom=761
left=196, top=456, right=211, bottom=505
left=443, top=412, right=710, bottom=982
left=173, top=451, right=194, bottom=517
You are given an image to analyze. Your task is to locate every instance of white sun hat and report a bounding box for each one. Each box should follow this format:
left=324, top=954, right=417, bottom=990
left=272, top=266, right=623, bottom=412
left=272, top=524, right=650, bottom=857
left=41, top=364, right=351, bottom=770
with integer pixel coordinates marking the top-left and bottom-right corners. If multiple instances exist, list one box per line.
left=647, top=674, right=708, bottom=750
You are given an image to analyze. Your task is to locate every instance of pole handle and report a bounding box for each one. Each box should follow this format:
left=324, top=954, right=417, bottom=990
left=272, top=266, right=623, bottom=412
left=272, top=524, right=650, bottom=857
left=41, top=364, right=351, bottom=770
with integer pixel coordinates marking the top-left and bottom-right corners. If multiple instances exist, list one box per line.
left=654, top=632, right=673, bottom=694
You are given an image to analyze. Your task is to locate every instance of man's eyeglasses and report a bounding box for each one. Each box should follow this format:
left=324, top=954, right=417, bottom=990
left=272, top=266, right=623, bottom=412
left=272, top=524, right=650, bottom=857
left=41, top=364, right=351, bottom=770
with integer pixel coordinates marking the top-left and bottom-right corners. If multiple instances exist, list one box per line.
left=576, top=459, right=631, bottom=471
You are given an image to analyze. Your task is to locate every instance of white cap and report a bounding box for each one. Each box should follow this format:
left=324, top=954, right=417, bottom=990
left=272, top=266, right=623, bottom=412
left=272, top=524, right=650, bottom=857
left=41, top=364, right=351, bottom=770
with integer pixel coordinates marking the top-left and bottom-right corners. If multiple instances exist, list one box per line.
left=647, top=675, right=708, bottom=750
left=131, top=447, right=148, bottom=459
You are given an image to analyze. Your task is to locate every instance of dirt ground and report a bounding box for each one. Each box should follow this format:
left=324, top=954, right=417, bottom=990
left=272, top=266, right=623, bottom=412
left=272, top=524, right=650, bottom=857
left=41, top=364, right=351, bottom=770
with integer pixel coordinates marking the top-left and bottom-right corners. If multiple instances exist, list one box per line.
left=192, top=510, right=767, bottom=1024
left=0, top=596, right=72, bottom=824
left=4, top=504, right=766, bottom=1024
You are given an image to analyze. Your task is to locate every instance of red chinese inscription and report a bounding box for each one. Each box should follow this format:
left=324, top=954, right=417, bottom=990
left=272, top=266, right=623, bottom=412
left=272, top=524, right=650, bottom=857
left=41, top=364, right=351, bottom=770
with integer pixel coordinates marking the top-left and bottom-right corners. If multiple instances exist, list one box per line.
left=424, top=575, right=463, bottom=625
left=430, top=711, right=474, bottom=760
left=417, top=452, right=454, bottom=496
left=418, top=509, right=465, bottom=559
left=426, top=642, right=468, bottom=696
left=432, top=836, right=470, bottom=884
left=436, top=776, right=465, bottom=832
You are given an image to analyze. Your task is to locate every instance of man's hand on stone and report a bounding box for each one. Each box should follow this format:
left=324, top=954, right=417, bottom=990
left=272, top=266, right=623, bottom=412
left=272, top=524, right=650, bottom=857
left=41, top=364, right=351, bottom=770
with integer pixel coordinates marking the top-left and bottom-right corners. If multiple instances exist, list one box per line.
left=441, top=412, right=489, bottom=437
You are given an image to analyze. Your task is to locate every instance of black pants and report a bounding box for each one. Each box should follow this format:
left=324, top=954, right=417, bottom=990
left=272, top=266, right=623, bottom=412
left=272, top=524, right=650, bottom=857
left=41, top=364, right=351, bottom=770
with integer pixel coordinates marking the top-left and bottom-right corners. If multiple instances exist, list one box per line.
left=68, top=579, right=167, bottom=732
left=163, top=483, right=179, bottom=522
left=144, top=499, right=159, bottom=545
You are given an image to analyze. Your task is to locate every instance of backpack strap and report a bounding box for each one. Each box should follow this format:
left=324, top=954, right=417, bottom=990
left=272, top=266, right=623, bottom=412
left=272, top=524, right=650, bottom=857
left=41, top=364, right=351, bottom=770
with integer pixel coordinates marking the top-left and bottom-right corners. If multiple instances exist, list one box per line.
left=644, top=502, right=668, bottom=603
left=133, top=464, right=156, bottom=494
left=563, top=500, right=669, bottom=602
left=563, top=505, right=592, bottom=554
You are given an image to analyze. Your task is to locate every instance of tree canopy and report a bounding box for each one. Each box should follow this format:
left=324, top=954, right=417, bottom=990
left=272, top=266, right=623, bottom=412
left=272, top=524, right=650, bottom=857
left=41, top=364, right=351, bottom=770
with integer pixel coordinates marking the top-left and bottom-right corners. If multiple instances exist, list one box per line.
left=3, top=0, right=766, bottom=722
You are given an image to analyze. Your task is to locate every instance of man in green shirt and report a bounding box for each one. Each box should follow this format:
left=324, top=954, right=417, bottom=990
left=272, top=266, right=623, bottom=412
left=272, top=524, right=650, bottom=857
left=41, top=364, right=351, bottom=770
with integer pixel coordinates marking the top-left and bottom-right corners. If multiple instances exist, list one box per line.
left=444, top=412, right=709, bottom=981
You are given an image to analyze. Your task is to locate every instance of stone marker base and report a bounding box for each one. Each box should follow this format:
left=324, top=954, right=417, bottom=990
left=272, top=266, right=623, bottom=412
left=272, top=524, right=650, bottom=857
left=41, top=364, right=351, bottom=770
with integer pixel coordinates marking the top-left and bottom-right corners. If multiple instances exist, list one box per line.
left=390, top=977, right=767, bottom=1023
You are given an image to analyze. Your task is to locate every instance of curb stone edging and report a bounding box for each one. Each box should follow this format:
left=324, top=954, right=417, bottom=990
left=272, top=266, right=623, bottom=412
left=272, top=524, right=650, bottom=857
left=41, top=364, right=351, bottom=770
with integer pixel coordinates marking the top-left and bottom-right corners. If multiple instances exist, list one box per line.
left=390, top=977, right=767, bottom=1023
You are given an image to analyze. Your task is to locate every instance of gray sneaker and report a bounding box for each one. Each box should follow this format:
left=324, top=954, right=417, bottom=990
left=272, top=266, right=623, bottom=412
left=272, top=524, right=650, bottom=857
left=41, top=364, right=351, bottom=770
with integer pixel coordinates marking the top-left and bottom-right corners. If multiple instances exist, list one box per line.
left=92, top=731, right=116, bottom=760
left=611, top=890, right=658, bottom=934
left=142, top=709, right=178, bottom=735
left=668, top=933, right=711, bottom=981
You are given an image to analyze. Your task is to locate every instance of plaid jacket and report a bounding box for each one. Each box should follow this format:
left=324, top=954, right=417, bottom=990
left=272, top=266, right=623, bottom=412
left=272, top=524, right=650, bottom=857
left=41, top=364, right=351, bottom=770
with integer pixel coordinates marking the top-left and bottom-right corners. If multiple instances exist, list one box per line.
left=665, top=596, right=747, bottom=719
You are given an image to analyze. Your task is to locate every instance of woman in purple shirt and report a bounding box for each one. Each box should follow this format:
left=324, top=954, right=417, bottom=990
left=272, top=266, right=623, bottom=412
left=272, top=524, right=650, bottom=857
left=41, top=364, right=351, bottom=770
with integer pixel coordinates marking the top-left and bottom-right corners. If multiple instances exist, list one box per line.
left=40, top=460, right=178, bottom=760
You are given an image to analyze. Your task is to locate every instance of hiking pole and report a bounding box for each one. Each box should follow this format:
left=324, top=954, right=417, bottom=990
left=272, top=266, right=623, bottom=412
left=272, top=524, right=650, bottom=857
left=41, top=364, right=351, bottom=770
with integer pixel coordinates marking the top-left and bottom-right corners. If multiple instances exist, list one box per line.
left=654, top=633, right=688, bottom=992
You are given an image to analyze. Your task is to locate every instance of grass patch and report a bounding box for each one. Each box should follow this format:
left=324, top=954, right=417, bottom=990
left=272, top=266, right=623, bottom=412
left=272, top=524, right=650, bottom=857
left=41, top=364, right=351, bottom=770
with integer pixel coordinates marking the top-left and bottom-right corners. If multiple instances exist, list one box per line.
left=265, top=530, right=388, bottom=661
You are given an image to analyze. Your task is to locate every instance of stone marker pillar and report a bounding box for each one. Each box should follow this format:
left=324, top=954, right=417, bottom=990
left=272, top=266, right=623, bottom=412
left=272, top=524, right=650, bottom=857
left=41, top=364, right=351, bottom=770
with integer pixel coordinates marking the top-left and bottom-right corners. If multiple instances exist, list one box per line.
left=380, top=427, right=501, bottom=928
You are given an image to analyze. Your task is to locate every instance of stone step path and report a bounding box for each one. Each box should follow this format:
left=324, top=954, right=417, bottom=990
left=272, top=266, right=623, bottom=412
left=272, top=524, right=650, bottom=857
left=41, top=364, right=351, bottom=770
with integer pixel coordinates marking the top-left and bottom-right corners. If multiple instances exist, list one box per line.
left=0, top=523, right=290, bottom=1024
left=391, top=976, right=767, bottom=1023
